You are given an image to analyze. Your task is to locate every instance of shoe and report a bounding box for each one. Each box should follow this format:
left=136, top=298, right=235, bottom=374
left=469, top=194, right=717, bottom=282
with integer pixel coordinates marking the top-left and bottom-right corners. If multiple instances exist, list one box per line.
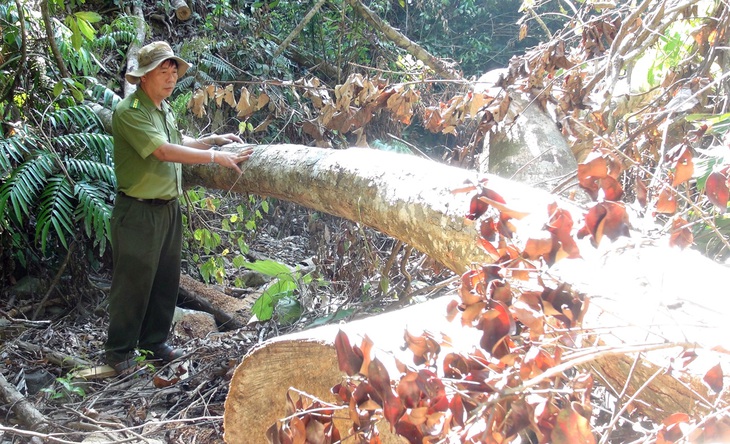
left=148, top=343, right=185, bottom=363
left=110, top=356, right=145, bottom=377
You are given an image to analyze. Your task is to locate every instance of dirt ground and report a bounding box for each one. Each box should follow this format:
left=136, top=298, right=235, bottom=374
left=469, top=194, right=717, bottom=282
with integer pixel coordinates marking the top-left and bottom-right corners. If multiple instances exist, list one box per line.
left=0, top=202, right=453, bottom=443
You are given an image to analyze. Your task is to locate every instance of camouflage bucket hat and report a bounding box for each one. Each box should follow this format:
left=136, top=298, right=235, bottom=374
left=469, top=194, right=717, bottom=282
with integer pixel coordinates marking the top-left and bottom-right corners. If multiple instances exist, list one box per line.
left=125, top=41, right=190, bottom=85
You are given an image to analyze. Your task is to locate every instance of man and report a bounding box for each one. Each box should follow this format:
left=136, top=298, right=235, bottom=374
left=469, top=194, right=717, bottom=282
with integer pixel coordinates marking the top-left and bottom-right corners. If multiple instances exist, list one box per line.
left=106, top=41, right=253, bottom=376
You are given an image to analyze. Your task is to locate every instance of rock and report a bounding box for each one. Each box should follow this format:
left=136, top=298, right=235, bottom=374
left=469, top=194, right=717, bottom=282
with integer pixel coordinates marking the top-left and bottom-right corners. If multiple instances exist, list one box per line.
left=239, top=270, right=267, bottom=288
left=23, top=369, right=55, bottom=395
left=7, top=276, right=45, bottom=298
left=172, top=308, right=218, bottom=339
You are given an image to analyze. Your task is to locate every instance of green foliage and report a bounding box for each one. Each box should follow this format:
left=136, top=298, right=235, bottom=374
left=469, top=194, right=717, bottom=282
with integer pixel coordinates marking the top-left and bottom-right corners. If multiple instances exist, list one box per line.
left=0, top=101, right=115, bottom=261
left=65, top=10, right=102, bottom=50
left=184, top=188, right=269, bottom=285
left=42, top=374, right=86, bottom=400
left=381, top=0, right=539, bottom=75
left=198, top=53, right=240, bottom=81
left=245, top=259, right=301, bottom=323
left=88, top=82, right=122, bottom=111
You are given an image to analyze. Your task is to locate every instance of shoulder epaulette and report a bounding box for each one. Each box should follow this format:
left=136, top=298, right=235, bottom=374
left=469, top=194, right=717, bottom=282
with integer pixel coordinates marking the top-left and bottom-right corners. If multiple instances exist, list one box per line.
left=131, top=98, right=140, bottom=109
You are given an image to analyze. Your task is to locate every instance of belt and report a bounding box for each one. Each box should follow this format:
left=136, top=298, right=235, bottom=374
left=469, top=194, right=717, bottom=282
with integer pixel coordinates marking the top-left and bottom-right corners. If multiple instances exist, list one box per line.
left=118, top=192, right=176, bottom=206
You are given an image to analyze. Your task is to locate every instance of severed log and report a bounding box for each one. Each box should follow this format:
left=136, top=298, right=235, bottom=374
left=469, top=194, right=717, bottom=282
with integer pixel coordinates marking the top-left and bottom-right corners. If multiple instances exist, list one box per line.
left=170, top=0, right=192, bottom=21
left=177, top=274, right=247, bottom=331
left=13, top=340, right=92, bottom=370
left=182, top=145, right=730, bottom=438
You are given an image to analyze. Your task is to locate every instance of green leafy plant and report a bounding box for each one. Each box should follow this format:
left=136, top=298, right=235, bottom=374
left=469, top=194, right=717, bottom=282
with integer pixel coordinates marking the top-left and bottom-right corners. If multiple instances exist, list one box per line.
left=42, top=374, right=86, bottom=400
left=183, top=188, right=269, bottom=284
left=246, top=259, right=326, bottom=324
left=0, top=101, right=115, bottom=260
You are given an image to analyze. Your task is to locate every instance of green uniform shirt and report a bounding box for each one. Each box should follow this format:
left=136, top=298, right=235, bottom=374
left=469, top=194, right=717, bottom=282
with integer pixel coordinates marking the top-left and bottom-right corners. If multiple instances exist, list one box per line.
left=112, top=88, right=183, bottom=200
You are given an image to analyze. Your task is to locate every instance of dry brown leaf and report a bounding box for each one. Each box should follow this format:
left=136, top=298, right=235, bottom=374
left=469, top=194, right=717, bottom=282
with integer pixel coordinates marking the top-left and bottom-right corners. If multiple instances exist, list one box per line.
left=188, top=88, right=207, bottom=118
left=236, top=87, right=255, bottom=118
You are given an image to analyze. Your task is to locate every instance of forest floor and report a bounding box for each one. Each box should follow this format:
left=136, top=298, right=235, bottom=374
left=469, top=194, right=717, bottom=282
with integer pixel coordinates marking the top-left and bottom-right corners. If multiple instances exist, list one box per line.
left=0, top=201, right=455, bottom=443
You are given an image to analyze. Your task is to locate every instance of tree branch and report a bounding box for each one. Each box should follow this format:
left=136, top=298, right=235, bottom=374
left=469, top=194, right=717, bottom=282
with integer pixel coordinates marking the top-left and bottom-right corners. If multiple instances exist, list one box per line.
left=40, top=0, right=70, bottom=79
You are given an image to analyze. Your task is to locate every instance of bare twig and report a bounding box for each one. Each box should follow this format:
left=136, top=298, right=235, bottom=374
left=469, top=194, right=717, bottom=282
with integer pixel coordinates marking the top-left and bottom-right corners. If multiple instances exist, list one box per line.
left=33, top=241, right=76, bottom=320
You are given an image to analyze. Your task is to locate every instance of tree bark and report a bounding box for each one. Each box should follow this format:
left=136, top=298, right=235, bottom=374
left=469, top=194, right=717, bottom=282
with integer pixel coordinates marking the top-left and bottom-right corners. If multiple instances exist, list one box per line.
left=184, top=144, right=490, bottom=274
left=40, top=0, right=70, bottom=79
left=123, top=5, right=147, bottom=98
left=171, top=0, right=192, bottom=21
left=182, top=145, right=730, bottom=441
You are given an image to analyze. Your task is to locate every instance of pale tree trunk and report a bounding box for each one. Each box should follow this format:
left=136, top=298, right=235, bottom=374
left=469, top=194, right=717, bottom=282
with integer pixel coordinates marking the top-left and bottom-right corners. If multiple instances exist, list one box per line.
left=181, top=145, right=730, bottom=440
left=123, top=5, right=147, bottom=98
left=347, top=0, right=460, bottom=80
left=183, top=144, right=491, bottom=274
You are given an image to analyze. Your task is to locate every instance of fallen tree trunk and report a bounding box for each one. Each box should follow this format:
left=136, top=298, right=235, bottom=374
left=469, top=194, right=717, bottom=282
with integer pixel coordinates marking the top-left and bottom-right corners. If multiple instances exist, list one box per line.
left=184, top=144, right=490, bottom=274
left=177, top=274, right=248, bottom=331
left=180, top=145, right=730, bottom=440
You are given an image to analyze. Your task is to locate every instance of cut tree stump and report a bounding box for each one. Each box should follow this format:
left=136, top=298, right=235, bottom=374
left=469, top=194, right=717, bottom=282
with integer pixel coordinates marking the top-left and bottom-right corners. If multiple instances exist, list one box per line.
left=224, top=296, right=461, bottom=443
left=170, top=0, right=191, bottom=21
left=223, top=275, right=729, bottom=441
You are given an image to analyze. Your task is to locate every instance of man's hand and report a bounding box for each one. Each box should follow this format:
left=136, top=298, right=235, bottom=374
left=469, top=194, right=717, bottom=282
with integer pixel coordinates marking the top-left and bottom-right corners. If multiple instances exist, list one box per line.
left=210, top=133, right=244, bottom=146
left=213, top=145, right=254, bottom=174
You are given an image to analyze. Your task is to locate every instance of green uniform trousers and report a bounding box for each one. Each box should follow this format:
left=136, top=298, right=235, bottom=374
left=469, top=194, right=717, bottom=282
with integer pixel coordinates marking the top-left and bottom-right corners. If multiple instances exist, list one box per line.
left=105, top=193, right=182, bottom=365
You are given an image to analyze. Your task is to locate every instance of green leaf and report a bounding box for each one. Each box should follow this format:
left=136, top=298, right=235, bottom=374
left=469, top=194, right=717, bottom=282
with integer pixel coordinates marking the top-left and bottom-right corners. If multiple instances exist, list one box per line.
left=76, top=18, right=96, bottom=41
left=232, top=254, right=246, bottom=268
left=75, top=11, right=102, bottom=23
left=243, top=259, right=292, bottom=278
left=251, top=279, right=296, bottom=321
left=53, top=81, right=64, bottom=97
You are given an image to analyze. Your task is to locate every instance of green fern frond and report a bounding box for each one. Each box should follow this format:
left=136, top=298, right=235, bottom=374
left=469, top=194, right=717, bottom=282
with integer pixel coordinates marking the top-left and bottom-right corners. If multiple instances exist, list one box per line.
left=105, top=15, right=141, bottom=36
left=200, top=53, right=238, bottom=80
left=93, top=30, right=136, bottom=51
left=46, top=105, right=103, bottom=133
left=88, top=84, right=121, bottom=110
left=55, top=133, right=114, bottom=162
left=66, top=157, right=116, bottom=187
left=36, top=175, right=75, bottom=253
left=176, top=76, right=197, bottom=91
left=74, top=180, right=112, bottom=255
left=0, top=152, right=58, bottom=222
left=0, top=133, right=37, bottom=173
left=195, top=69, right=215, bottom=86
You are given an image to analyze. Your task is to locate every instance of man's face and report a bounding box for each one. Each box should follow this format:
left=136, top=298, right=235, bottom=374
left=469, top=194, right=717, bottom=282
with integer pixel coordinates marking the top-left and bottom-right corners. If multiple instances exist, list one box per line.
left=140, top=59, right=179, bottom=102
